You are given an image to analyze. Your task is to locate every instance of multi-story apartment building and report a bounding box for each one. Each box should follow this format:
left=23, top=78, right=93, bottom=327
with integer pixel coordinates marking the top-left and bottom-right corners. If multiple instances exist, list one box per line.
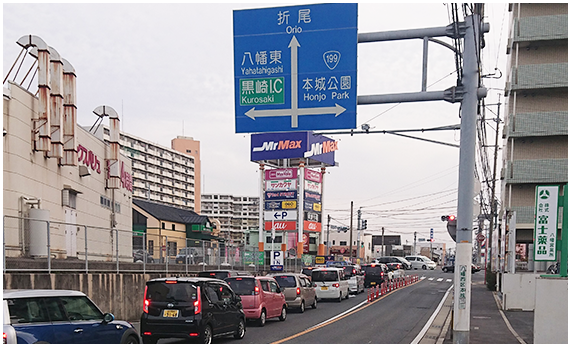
left=99, top=126, right=201, bottom=213
left=201, top=194, right=259, bottom=245
left=501, top=3, right=568, bottom=266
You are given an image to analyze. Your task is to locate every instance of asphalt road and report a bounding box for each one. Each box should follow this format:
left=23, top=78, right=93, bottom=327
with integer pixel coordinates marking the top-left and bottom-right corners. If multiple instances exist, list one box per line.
left=133, top=268, right=454, bottom=344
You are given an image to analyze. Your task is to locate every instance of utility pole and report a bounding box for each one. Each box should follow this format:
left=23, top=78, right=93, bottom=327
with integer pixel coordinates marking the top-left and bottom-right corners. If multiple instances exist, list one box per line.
left=349, top=201, right=353, bottom=260
left=357, top=208, right=362, bottom=260
left=326, top=215, right=331, bottom=255
left=414, top=232, right=417, bottom=255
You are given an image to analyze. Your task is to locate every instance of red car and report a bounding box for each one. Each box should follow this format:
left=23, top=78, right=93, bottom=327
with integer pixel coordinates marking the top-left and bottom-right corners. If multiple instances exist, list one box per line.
left=225, top=276, right=287, bottom=326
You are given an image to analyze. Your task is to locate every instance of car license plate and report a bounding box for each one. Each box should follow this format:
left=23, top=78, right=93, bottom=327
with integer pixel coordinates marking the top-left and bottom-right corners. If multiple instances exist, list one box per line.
left=321, top=286, right=328, bottom=291
left=177, top=261, right=182, bottom=264
left=163, top=309, right=179, bottom=318
left=371, top=282, right=376, bottom=285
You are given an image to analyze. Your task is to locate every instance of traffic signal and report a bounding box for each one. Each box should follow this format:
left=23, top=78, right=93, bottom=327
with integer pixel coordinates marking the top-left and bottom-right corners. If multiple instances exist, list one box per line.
left=441, top=214, right=457, bottom=241
left=361, top=220, right=367, bottom=230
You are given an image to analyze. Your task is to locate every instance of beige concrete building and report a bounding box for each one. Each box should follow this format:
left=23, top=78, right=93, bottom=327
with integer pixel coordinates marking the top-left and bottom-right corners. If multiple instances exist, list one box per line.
left=500, top=3, right=568, bottom=265
left=99, top=126, right=201, bottom=213
left=201, top=194, right=259, bottom=245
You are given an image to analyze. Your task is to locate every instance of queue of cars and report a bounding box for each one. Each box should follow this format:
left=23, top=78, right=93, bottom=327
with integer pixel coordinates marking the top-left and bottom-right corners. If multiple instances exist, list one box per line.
left=3, top=257, right=438, bottom=344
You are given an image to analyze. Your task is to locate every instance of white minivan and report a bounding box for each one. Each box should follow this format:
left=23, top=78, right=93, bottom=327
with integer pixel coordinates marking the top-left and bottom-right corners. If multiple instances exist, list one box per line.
left=311, top=267, right=349, bottom=302
left=405, top=255, right=437, bottom=270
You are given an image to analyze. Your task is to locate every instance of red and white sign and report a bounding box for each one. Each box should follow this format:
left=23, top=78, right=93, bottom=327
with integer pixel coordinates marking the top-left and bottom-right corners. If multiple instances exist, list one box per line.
left=304, top=220, right=322, bottom=232
left=265, top=221, right=297, bottom=231
left=304, top=168, right=322, bottom=183
left=304, top=180, right=321, bottom=194
left=265, top=168, right=297, bottom=180
left=266, top=179, right=297, bottom=191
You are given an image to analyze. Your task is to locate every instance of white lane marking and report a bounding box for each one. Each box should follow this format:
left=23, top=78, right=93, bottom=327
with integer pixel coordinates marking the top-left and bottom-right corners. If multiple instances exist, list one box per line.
left=411, top=284, right=454, bottom=344
left=446, top=279, right=452, bottom=283
left=428, top=278, right=434, bottom=281
left=437, top=278, right=444, bottom=282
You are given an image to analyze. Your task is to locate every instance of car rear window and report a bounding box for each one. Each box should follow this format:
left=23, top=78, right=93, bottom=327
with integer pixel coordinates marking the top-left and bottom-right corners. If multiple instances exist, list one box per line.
left=198, top=271, right=229, bottom=279
left=364, top=266, right=382, bottom=274
left=311, top=270, right=338, bottom=282
left=301, top=269, right=313, bottom=277
left=273, top=275, right=297, bottom=288
left=225, top=277, right=256, bottom=295
left=146, top=282, right=198, bottom=302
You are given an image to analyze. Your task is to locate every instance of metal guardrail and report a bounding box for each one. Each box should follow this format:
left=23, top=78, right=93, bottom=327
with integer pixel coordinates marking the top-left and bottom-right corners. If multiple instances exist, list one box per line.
left=3, top=215, right=303, bottom=275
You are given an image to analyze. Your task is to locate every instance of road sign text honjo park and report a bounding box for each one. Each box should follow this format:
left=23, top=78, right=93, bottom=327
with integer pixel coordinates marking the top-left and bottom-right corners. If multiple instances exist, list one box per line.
left=233, top=4, right=358, bottom=133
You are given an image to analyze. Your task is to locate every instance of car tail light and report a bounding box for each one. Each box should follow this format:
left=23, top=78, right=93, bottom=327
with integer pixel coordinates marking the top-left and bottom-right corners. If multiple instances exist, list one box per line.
left=254, top=286, right=260, bottom=295
left=296, top=287, right=301, bottom=295
left=143, top=285, right=150, bottom=313
left=312, top=283, right=317, bottom=287
left=194, top=286, right=201, bottom=315
left=332, top=283, right=339, bottom=288
left=189, top=333, right=199, bottom=337
left=371, top=263, right=376, bottom=267
left=166, top=280, right=177, bottom=284
left=143, top=332, right=152, bottom=336
left=381, top=272, right=384, bottom=277
left=3, top=332, right=7, bottom=344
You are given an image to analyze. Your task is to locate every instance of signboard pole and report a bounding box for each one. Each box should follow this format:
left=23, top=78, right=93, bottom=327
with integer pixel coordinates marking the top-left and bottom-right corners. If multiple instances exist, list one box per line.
left=259, top=163, right=265, bottom=252
left=297, top=160, right=305, bottom=258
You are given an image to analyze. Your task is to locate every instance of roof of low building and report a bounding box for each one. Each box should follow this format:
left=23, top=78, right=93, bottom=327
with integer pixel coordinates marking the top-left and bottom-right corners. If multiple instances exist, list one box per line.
left=133, top=198, right=211, bottom=225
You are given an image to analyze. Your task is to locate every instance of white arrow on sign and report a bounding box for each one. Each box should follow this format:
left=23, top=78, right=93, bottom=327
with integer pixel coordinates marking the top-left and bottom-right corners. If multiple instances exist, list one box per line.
left=244, top=35, right=346, bottom=128
left=264, top=210, right=297, bottom=221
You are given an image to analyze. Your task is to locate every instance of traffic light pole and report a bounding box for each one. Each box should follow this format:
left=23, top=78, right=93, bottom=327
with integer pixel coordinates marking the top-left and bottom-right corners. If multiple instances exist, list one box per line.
left=354, top=11, right=488, bottom=344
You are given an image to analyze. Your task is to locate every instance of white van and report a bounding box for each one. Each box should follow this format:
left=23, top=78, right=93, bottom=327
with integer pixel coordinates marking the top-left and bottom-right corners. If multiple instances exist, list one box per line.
left=405, top=255, right=437, bottom=270
left=311, top=267, right=349, bottom=302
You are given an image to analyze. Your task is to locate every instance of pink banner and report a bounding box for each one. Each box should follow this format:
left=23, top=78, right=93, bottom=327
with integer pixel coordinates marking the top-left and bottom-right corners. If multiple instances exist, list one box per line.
left=265, top=168, right=297, bottom=180
left=304, top=168, right=322, bottom=183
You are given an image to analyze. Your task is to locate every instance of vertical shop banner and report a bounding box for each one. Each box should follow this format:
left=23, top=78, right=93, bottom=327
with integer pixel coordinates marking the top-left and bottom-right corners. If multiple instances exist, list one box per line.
left=534, top=185, right=559, bottom=261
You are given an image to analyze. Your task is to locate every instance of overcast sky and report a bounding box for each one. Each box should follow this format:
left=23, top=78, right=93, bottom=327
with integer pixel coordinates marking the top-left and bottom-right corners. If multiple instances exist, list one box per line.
left=3, top=2, right=509, bottom=249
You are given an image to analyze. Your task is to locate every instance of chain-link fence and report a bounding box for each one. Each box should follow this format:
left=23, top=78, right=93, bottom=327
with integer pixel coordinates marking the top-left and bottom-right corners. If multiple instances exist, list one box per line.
left=3, top=215, right=305, bottom=274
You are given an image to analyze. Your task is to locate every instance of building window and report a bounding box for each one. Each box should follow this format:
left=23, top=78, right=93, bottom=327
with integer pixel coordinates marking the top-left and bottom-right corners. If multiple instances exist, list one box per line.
left=162, top=222, right=165, bottom=229
left=62, top=189, right=77, bottom=209
left=172, top=224, right=175, bottom=231
left=339, top=241, right=347, bottom=246
left=186, top=150, right=191, bottom=153
left=148, top=240, right=154, bottom=255
left=168, top=241, right=177, bottom=256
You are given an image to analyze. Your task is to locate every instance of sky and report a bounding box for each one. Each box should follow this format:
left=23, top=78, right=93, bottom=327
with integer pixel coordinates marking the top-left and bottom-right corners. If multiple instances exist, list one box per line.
left=3, top=2, right=509, bottom=250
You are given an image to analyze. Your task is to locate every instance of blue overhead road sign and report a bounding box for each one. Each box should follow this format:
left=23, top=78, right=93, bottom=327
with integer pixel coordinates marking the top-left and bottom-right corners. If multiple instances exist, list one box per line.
left=233, top=3, right=358, bottom=133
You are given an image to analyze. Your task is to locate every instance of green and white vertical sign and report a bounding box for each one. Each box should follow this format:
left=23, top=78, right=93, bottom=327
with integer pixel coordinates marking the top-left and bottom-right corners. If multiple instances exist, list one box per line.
left=534, top=185, right=559, bottom=261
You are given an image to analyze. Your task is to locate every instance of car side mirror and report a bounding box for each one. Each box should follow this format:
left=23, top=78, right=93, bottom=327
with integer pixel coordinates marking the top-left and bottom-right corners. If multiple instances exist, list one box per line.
left=103, top=313, right=115, bottom=323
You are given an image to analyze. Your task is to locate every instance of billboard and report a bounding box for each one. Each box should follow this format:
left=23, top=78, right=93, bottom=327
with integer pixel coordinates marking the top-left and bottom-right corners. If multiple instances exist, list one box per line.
left=251, top=131, right=337, bottom=165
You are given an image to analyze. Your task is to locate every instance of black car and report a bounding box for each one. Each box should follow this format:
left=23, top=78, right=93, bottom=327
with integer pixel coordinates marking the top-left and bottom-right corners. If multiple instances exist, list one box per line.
left=442, top=264, right=481, bottom=273
left=361, top=263, right=389, bottom=288
left=140, top=277, right=246, bottom=344
left=197, top=270, right=251, bottom=280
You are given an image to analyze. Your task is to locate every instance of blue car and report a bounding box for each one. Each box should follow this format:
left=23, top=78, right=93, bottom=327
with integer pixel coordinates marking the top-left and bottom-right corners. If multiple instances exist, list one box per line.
left=3, top=289, right=140, bottom=344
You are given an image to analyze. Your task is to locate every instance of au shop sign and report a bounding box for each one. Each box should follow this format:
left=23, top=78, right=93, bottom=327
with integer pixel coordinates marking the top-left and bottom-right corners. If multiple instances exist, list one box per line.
left=265, top=221, right=297, bottom=231
left=304, top=220, right=321, bottom=232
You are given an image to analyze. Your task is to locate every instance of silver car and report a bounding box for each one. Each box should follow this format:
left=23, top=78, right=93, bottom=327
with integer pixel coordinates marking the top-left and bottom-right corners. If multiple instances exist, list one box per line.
left=269, top=273, right=317, bottom=313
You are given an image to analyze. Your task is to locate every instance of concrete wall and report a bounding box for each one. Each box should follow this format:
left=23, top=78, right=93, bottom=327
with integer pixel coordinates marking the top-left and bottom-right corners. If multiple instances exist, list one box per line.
left=3, top=272, right=170, bottom=322
left=533, top=277, right=568, bottom=344
left=501, top=273, right=537, bottom=311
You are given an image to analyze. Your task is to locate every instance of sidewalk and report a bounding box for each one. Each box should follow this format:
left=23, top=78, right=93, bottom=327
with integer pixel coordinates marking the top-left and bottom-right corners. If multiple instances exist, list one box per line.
left=421, top=271, right=534, bottom=344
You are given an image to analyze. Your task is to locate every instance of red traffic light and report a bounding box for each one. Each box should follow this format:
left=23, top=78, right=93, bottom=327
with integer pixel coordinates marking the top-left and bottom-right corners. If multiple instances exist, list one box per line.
left=448, top=215, right=455, bottom=221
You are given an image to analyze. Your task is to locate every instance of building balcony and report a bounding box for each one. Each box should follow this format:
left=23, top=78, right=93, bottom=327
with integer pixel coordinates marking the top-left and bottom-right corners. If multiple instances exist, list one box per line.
left=504, top=111, right=568, bottom=138
left=506, top=63, right=568, bottom=95
left=508, top=14, right=568, bottom=50
left=504, top=158, right=568, bottom=184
